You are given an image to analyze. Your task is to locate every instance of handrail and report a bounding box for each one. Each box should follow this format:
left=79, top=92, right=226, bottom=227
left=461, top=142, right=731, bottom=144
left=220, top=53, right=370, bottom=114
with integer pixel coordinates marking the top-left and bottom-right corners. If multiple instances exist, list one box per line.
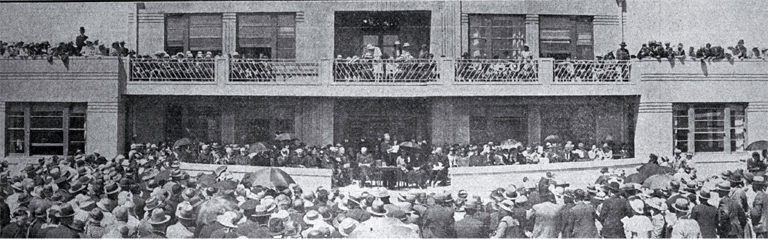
left=455, top=59, right=539, bottom=83
left=229, top=59, right=319, bottom=82
left=129, top=59, right=215, bottom=82
left=333, top=58, right=439, bottom=83
left=553, top=60, right=631, bottom=83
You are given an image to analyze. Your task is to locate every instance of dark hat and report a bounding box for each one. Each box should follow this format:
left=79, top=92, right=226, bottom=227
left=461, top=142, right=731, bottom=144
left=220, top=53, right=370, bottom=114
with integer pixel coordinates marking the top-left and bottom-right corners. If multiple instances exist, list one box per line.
left=79, top=27, right=85, bottom=32
left=69, top=182, right=87, bottom=194
left=88, top=208, right=104, bottom=224
left=606, top=182, right=621, bottom=192
left=77, top=168, right=88, bottom=176
left=56, top=204, right=76, bottom=218
left=17, top=193, right=31, bottom=205
left=24, top=165, right=35, bottom=173
left=698, top=189, right=712, bottom=201
left=148, top=208, right=171, bottom=225
left=97, top=198, right=117, bottom=213
left=620, top=42, right=627, bottom=47
left=104, top=181, right=121, bottom=195
left=144, top=196, right=163, bottom=212
left=70, top=220, right=86, bottom=233
left=716, top=181, right=731, bottom=192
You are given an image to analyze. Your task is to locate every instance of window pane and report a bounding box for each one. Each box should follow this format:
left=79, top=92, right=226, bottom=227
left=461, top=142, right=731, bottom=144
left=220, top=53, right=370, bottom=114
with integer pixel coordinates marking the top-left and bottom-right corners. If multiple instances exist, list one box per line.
left=31, top=111, right=62, bottom=117
left=694, top=133, right=725, bottom=140
left=276, top=48, right=295, bottom=59
left=7, top=110, right=23, bottom=117
left=277, top=14, right=295, bottom=27
left=69, top=143, right=86, bottom=154
left=31, top=130, right=63, bottom=144
left=30, top=117, right=62, bottom=129
left=70, top=117, right=86, bottom=129
left=695, top=140, right=724, bottom=152
left=30, top=146, right=63, bottom=156
left=694, top=108, right=724, bottom=120
left=7, top=116, right=24, bottom=129
left=694, top=121, right=725, bottom=131
left=278, top=27, right=295, bottom=37
left=69, top=130, right=86, bottom=142
left=6, top=130, right=24, bottom=154
left=673, top=117, right=688, bottom=128
left=674, top=129, right=689, bottom=141
left=190, top=15, right=222, bottom=25
left=239, top=14, right=274, bottom=26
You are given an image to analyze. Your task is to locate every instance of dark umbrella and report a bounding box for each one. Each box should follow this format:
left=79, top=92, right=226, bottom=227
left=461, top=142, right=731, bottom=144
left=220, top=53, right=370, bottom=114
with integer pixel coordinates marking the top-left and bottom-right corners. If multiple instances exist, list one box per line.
left=544, top=135, right=560, bottom=142
left=214, top=180, right=237, bottom=192
left=197, top=173, right=217, bottom=188
left=155, top=169, right=171, bottom=182
left=643, top=174, right=675, bottom=190
left=173, top=138, right=192, bottom=148
left=274, top=133, right=299, bottom=141
left=747, top=140, right=768, bottom=151
left=398, top=141, right=422, bottom=150
left=241, top=168, right=295, bottom=188
left=248, top=142, right=270, bottom=154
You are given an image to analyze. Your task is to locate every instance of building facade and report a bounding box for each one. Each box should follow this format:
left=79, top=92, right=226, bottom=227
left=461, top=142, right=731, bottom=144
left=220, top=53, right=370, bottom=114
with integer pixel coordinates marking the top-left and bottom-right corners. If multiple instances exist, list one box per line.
left=0, top=0, right=764, bottom=160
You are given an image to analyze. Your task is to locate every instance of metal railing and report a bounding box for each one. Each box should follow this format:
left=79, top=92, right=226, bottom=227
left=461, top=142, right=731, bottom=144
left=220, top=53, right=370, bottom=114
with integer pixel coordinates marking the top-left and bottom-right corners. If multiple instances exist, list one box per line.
left=333, top=59, right=439, bottom=83
left=553, top=60, right=631, bottom=83
left=130, top=59, right=215, bottom=82
left=455, top=59, right=539, bottom=82
left=230, top=59, right=319, bottom=82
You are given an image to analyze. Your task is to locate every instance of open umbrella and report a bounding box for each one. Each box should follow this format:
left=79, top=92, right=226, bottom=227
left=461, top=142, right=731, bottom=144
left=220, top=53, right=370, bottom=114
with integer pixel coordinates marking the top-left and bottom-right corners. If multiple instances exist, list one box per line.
left=747, top=140, right=768, bottom=151
left=544, top=135, right=561, bottom=142
left=173, top=138, right=192, bottom=148
left=275, top=133, right=299, bottom=141
left=500, top=139, right=522, bottom=150
left=197, top=173, right=217, bottom=188
left=155, top=169, right=172, bottom=182
left=643, top=174, right=676, bottom=190
left=349, top=217, right=420, bottom=238
left=398, top=141, right=421, bottom=150
left=248, top=142, right=270, bottom=154
left=241, top=168, right=295, bottom=188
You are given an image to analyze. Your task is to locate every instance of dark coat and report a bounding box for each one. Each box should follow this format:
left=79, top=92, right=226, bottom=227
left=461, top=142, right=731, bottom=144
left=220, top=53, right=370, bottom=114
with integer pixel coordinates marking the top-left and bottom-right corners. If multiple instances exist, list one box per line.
left=564, top=202, right=599, bottom=238
left=598, top=195, right=632, bottom=238
left=43, top=225, right=78, bottom=238
left=421, top=205, right=456, bottom=238
left=197, top=221, right=225, bottom=238
left=0, top=200, right=10, bottom=228
left=691, top=202, right=719, bottom=238
left=0, top=223, right=27, bottom=238
left=455, top=215, right=486, bottom=238
left=718, top=196, right=747, bottom=238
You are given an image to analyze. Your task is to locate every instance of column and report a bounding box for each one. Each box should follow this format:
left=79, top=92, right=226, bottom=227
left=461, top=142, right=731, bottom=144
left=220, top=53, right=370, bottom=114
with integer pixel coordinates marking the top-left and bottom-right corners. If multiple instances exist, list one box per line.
left=86, top=102, right=125, bottom=158
left=747, top=102, right=768, bottom=147
left=593, top=15, right=622, bottom=58
left=430, top=99, right=451, bottom=145
left=222, top=13, right=237, bottom=55
left=221, top=111, right=235, bottom=145
left=724, top=107, right=732, bottom=152
left=295, top=98, right=335, bottom=146
left=0, top=102, right=5, bottom=157
left=137, top=13, right=164, bottom=56
left=635, top=102, right=673, bottom=158
left=460, top=13, right=469, bottom=56
left=687, top=106, right=695, bottom=153
left=525, top=15, right=540, bottom=58
left=527, top=105, right=541, bottom=145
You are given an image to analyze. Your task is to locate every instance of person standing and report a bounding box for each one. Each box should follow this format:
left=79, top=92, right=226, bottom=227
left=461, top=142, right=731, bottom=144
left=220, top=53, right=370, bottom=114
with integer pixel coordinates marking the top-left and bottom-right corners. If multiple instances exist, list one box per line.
left=563, top=189, right=599, bottom=238
left=716, top=181, right=747, bottom=238
left=752, top=176, right=768, bottom=237
left=599, top=182, right=633, bottom=238
left=671, top=198, right=703, bottom=238
left=75, top=27, right=88, bottom=55
left=691, top=189, right=719, bottom=238
left=421, top=192, right=456, bottom=238
left=527, top=194, right=563, bottom=238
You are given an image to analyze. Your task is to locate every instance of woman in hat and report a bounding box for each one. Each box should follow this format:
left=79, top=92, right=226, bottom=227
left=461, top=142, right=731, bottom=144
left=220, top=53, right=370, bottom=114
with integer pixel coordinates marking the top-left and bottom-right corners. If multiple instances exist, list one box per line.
left=621, top=198, right=653, bottom=238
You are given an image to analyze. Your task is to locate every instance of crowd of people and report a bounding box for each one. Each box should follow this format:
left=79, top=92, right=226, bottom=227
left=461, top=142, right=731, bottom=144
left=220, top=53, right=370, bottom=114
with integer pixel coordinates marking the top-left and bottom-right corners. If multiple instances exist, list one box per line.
left=624, top=39, right=767, bottom=61
left=1, top=27, right=131, bottom=61
left=333, top=42, right=438, bottom=82
left=0, top=137, right=762, bottom=238
left=129, top=52, right=216, bottom=82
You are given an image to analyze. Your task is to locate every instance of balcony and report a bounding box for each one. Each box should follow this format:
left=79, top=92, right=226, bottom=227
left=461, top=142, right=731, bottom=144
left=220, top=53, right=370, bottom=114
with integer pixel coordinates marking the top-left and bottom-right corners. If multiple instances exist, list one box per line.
left=124, top=57, right=640, bottom=97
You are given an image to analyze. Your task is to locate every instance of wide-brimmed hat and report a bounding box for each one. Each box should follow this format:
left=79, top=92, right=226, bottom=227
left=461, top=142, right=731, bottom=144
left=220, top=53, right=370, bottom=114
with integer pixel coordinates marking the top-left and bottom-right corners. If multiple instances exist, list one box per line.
left=620, top=42, right=627, bottom=47
left=10, top=182, right=23, bottom=191
left=56, top=204, right=76, bottom=218
left=303, top=210, right=324, bottom=225
left=252, top=204, right=272, bottom=218
left=176, top=201, right=196, bottom=221
left=97, top=198, right=117, bottom=212
left=698, top=189, right=712, bottom=201
left=88, top=208, right=104, bottom=224
left=646, top=197, right=666, bottom=211
left=715, top=181, right=731, bottom=192
left=503, top=188, right=518, bottom=200
left=69, top=182, right=87, bottom=194
left=318, top=206, right=333, bottom=222
left=498, top=199, right=515, bottom=212
left=366, top=200, right=388, bottom=217
left=17, top=193, right=31, bottom=205
left=672, top=198, right=692, bottom=213
left=338, top=218, right=359, bottom=237
left=144, top=196, right=164, bottom=212
left=148, top=208, right=171, bottom=225
left=629, top=199, right=645, bottom=214
left=754, top=176, right=767, bottom=185
left=104, top=181, right=121, bottom=195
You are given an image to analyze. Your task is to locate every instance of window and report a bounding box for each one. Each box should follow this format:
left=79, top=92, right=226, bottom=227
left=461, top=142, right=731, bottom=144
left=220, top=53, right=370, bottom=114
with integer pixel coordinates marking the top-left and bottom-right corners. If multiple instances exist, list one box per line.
left=237, top=13, right=296, bottom=59
left=165, top=14, right=223, bottom=56
left=468, top=15, right=526, bottom=59
left=186, top=107, right=221, bottom=143
left=5, top=103, right=86, bottom=156
left=672, top=104, right=746, bottom=153
left=539, top=15, right=593, bottom=60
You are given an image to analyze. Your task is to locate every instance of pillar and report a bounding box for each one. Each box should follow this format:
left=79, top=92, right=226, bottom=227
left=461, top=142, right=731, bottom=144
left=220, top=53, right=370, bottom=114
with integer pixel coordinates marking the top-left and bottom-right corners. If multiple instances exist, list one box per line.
left=593, top=15, right=622, bottom=59
left=527, top=105, right=541, bottom=146
left=525, top=15, right=540, bottom=58
left=747, top=102, right=768, bottom=146
left=223, top=13, right=237, bottom=55
left=460, top=13, right=469, bottom=57
left=0, top=102, right=5, bottom=157
left=137, top=13, right=164, bottom=56
left=86, top=102, right=125, bottom=158
left=295, top=98, right=334, bottom=147
left=430, top=99, right=452, bottom=146
left=635, top=102, right=673, bottom=158
left=221, top=111, right=236, bottom=145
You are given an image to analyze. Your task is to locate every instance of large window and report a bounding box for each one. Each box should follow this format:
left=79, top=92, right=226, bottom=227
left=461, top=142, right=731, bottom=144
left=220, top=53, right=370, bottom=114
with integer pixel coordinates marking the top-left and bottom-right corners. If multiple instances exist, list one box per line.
left=5, top=103, right=86, bottom=156
left=468, top=14, right=526, bottom=59
left=673, top=104, right=746, bottom=153
left=237, top=13, right=296, bottom=59
left=165, top=14, right=223, bottom=56
left=334, top=11, right=431, bottom=59
left=539, top=15, right=593, bottom=60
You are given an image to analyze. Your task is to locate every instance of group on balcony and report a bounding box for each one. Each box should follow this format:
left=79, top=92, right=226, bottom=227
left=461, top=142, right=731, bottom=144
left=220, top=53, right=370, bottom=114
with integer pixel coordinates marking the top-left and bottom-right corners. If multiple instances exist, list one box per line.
left=635, top=39, right=766, bottom=61
left=0, top=27, right=131, bottom=64
left=130, top=51, right=216, bottom=82
left=456, top=45, right=538, bottom=82
left=333, top=42, right=438, bottom=83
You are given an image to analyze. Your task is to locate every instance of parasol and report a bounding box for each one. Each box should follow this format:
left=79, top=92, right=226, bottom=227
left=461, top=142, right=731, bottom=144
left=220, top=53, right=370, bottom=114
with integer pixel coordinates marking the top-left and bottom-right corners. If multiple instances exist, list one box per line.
left=248, top=142, right=270, bottom=154
left=642, top=174, right=676, bottom=190
left=544, top=135, right=561, bottom=142
left=241, top=168, right=296, bottom=188
left=398, top=141, right=421, bottom=150
left=746, top=140, right=768, bottom=151
left=500, top=139, right=522, bottom=150
left=173, top=138, right=192, bottom=148
left=197, top=173, right=217, bottom=188
left=349, top=217, right=420, bottom=238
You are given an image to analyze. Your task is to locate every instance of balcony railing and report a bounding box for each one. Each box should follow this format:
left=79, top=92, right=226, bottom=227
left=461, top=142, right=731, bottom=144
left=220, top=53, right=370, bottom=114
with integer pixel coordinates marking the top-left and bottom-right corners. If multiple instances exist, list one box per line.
left=455, top=59, right=539, bottom=83
left=130, top=59, right=215, bottom=82
left=230, top=59, right=319, bottom=83
left=332, top=59, right=439, bottom=83
left=553, top=60, right=631, bottom=83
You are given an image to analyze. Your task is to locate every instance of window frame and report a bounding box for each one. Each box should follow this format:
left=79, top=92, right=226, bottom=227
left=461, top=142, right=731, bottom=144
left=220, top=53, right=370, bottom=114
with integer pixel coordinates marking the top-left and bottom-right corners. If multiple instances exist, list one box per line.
left=539, top=15, right=594, bottom=60
left=236, top=12, right=297, bottom=59
left=468, top=14, right=526, bottom=59
left=672, top=103, right=747, bottom=153
left=164, top=13, right=224, bottom=56
left=5, top=103, right=86, bottom=157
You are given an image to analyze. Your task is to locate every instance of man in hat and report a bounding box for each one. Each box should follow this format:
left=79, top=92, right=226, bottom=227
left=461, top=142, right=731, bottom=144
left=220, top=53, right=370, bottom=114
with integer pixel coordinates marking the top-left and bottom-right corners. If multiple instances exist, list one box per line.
left=691, top=189, right=719, bottom=238
left=85, top=208, right=107, bottom=238
left=752, top=176, right=768, bottom=237
left=715, top=180, right=747, bottom=238
left=75, top=27, right=88, bottom=54
left=491, top=199, right=526, bottom=238
left=617, top=42, right=630, bottom=60
left=528, top=191, right=563, bottom=238
left=455, top=199, right=486, bottom=238
left=421, top=191, right=456, bottom=238
left=44, top=204, right=78, bottom=238
left=563, top=189, right=598, bottom=238
left=598, top=182, right=633, bottom=238
left=671, top=198, right=702, bottom=238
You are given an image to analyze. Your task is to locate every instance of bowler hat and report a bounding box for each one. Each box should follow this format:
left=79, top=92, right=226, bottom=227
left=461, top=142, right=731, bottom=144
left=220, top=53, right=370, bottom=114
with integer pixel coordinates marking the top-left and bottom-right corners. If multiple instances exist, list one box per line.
left=56, top=204, right=76, bottom=218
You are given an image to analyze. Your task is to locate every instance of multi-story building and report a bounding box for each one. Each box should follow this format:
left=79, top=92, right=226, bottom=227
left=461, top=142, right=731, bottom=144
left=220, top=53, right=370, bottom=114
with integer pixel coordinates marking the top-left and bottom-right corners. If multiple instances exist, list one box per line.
left=0, top=0, right=763, bottom=161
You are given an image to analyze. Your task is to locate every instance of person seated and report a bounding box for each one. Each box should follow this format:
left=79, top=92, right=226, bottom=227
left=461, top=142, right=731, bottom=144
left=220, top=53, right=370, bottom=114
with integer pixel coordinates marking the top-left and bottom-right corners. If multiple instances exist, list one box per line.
left=748, top=151, right=768, bottom=174
left=637, top=44, right=652, bottom=60
left=672, top=43, right=686, bottom=59
left=735, top=39, right=748, bottom=59
left=751, top=47, right=762, bottom=59
left=651, top=41, right=668, bottom=59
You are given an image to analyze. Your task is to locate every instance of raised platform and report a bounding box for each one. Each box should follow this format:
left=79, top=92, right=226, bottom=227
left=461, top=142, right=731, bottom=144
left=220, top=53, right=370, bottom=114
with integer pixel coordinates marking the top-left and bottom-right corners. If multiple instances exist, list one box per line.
left=180, top=163, right=333, bottom=191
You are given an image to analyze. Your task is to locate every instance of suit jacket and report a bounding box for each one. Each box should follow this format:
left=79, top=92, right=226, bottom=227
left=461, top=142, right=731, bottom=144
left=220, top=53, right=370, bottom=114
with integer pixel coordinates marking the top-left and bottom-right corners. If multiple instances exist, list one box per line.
left=421, top=205, right=456, bottom=238
left=691, top=202, right=719, bottom=238
left=671, top=218, right=702, bottom=239
left=753, top=191, right=768, bottom=233
left=564, top=202, right=599, bottom=238
left=455, top=215, right=486, bottom=238
left=529, top=201, right=564, bottom=238
left=598, top=195, right=632, bottom=238
left=718, top=196, right=747, bottom=238
left=0, top=201, right=9, bottom=228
